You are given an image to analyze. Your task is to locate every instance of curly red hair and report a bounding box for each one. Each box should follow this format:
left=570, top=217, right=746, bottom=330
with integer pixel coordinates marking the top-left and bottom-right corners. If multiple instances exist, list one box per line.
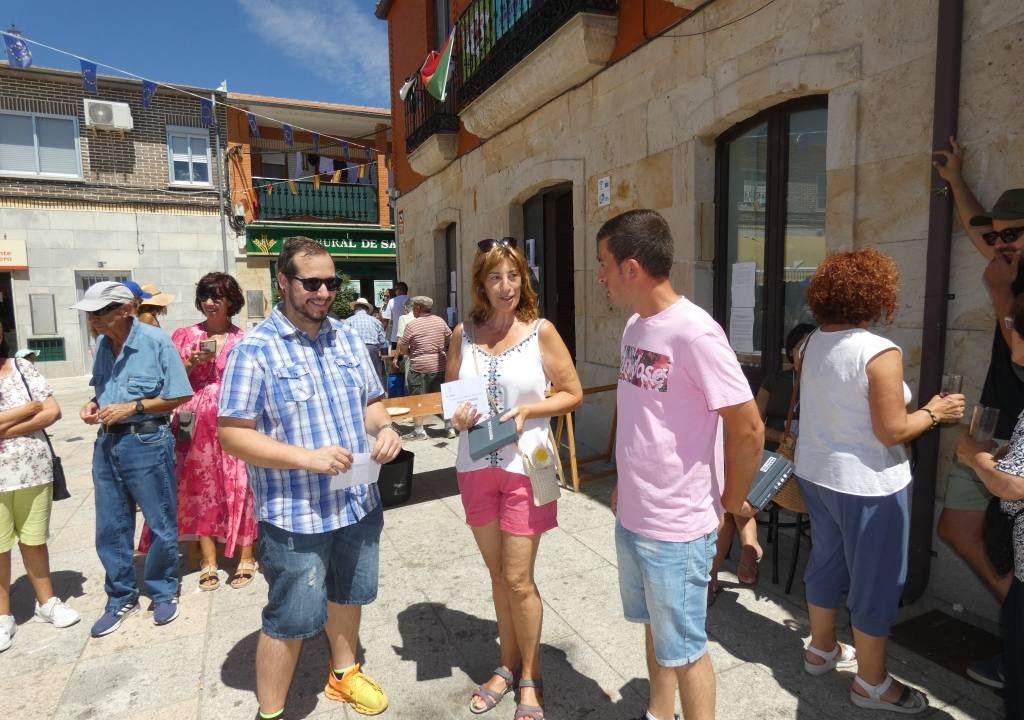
left=806, top=248, right=900, bottom=325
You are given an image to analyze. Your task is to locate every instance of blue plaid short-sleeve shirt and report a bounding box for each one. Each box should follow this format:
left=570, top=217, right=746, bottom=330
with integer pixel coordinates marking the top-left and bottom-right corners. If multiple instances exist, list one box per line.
left=218, top=307, right=385, bottom=534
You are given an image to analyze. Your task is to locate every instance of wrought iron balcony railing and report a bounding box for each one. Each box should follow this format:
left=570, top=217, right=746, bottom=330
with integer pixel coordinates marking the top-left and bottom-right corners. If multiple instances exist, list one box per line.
left=404, top=87, right=459, bottom=154
left=453, top=0, right=618, bottom=111
left=253, top=177, right=379, bottom=224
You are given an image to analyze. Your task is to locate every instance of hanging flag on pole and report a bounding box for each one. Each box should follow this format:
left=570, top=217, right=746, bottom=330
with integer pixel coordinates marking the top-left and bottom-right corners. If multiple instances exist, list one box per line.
left=246, top=112, right=260, bottom=138
left=2, top=32, right=32, bottom=69
left=282, top=123, right=294, bottom=146
left=420, top=29, right=455, bottom=102
left=200, top=98, right=213, bottom=127
left=312, top=133, right=320, bottom=153
left=80, top=60, right=98, bottom=93
left=141, top=80, right=157, bottom=108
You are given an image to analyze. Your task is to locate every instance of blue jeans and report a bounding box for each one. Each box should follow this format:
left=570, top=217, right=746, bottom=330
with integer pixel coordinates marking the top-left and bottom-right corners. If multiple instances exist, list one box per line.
left=93, top=425, right=179, bottom=610
left=258, top=504, right=384, bottom=640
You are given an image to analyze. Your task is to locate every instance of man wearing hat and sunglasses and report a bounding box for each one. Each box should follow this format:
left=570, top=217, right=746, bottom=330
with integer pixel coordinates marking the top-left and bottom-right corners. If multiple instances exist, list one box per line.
left=72, top=281, right=193, bottom=638
left=934, top=138, right=1024, bottom=688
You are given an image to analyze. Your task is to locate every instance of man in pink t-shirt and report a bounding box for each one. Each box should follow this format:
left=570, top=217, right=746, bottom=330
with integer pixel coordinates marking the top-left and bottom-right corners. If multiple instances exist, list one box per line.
left=597, top=209, right=763, bottom=720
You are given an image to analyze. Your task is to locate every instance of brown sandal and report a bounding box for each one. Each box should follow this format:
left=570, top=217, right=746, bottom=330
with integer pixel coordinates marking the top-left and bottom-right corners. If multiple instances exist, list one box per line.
left=737, top=545, right=762, bottom=586
left=229, top=560, right=257, bottom=589
left=199, top=564, right=220, bottom=591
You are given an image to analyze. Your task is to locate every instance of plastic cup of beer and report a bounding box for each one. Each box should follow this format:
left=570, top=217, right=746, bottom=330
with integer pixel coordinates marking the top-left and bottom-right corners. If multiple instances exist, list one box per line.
left=940, top=373, right=963, bottom=397
left=969, top=405, right=999, bottom=442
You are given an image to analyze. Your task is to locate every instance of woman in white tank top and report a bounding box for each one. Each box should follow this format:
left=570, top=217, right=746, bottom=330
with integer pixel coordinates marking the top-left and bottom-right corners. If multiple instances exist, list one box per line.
left=447, top=237, right=582, bottom=719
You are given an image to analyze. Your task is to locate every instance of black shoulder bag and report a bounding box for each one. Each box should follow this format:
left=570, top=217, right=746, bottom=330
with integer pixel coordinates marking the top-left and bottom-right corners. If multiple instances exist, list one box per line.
left=984, top=497, right=1024, bottom=577
left=13, top=361, right=70, bottom=501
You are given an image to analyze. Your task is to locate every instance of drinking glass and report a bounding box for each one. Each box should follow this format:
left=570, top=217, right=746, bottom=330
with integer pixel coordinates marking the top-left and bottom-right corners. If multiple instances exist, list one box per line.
left=940, top=373, right=963, bottom=397
left=969, top=405, right=1000, bottom=442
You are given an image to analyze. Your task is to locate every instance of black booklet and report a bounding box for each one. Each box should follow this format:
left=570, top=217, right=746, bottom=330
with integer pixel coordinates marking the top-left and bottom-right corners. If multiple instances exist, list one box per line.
left=468, top=416, right=520, bottom=460
left=746, top=450, right=795, bottom=509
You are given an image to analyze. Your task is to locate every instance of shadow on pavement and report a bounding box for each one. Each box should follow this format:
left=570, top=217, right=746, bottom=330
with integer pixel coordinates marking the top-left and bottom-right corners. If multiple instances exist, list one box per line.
left=10, top=568, right=86, bottom=623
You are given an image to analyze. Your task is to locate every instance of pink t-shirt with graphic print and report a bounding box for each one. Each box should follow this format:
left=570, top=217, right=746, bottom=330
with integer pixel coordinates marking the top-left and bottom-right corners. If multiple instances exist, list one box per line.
left=616, top=297, right=753, bottom=543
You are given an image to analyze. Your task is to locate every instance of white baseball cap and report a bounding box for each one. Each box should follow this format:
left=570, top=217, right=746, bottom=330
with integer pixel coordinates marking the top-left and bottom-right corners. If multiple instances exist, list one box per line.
left=353, top=297, right=372, bottom=309
left=70, top=281, right=135, bottom=312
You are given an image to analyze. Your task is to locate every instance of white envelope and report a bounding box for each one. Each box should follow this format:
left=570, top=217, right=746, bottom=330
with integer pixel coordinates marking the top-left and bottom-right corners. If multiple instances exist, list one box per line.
left=328, top=453, right=382, bottom=491
left=440, top=377, right=489, bottom=420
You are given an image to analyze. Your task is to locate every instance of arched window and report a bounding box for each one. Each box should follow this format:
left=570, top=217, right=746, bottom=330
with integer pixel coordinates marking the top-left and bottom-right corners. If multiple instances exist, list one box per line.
left=714, top=96, right=828, bottom=383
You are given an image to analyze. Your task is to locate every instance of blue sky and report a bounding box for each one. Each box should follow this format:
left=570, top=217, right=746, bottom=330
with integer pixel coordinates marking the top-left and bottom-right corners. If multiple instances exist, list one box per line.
left=6, top=0, right=391, bottom=108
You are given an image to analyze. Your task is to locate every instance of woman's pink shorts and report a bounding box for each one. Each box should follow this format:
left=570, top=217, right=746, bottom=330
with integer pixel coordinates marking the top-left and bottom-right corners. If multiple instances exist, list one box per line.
left=457, top=468, right=557, bottom=536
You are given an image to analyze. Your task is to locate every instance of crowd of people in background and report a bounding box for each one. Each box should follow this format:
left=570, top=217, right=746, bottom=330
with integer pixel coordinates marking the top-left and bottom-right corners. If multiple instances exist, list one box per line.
left=0, top=132, right=1022, bottom=719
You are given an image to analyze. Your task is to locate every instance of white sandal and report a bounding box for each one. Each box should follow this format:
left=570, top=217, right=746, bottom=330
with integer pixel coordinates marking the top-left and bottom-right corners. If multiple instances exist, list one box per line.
left=850, top=674, right=928, bottom=714
left=804, top=641, right=857, bottom=675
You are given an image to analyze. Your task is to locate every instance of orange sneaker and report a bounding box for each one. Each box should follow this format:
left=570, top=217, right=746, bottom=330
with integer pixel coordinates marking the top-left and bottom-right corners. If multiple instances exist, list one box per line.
left=324, top=663, right=389, bottom=715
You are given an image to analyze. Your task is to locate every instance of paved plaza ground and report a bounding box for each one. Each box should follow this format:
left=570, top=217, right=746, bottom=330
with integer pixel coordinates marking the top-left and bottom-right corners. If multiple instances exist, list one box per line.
left=2, top=377, right=1006, bottom=719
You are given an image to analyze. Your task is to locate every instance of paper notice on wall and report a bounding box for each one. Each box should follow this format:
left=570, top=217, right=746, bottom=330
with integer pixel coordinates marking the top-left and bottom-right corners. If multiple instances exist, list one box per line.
left=598, top=176, right=611, bottom=206
left=729, top=307, right=755, bottom=353
left=447, top=307, right=456, bottom=327
left=449, top=271, right=457, bottom=288
left=731, top=262, right=756, bottom=308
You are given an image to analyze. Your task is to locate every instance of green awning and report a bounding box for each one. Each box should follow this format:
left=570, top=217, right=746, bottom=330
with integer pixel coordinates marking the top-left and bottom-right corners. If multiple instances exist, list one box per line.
left=246, top=223, right=396, bottom=257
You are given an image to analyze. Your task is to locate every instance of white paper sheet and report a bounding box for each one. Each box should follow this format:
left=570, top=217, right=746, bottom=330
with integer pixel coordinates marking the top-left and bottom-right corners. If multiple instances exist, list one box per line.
left=446, top=307, right=456, bottom=327
left=328, top=453, right=381, bottom=491
left=729, top=306, right=755, bottom=353
left=731, top=261, right=757, bottom=308
left=440, top=377, right=489, bottom=420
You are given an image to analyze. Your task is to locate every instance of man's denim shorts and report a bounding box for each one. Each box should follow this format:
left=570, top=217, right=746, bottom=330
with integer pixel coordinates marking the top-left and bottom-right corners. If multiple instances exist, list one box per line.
left=258, top=504, right=383, bottom=640
left=615, top=521, right=717, bottom=667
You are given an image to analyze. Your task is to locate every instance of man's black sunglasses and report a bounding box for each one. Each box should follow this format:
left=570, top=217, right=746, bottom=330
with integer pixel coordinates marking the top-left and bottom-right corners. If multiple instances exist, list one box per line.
left=288, top=275, right=343, bottom=292
left=477, top=237, right=517, bottom=253
left=983, top=227, right=1024, bottom=247
left=90, top=302, right=123, bottom=317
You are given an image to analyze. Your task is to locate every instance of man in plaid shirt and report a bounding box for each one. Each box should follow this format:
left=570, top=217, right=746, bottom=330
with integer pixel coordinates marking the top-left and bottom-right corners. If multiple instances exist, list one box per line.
left=218, top=237, right=401, bottom=720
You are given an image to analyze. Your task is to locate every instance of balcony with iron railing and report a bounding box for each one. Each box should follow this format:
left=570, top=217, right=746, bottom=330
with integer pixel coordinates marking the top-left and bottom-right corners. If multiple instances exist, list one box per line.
left=404, top=86, right=460, bottom=176
left=253, top=178, right=379, bottom=224
left=452, top=0, right=618, bottom=140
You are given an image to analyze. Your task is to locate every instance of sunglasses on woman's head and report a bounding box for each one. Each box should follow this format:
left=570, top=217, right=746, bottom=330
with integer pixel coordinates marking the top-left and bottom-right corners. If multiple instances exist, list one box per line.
left=288, top=275, right=343, bottom=292
left=90, top=302, right=123, bottom=317
left=477, top=237, right=517, bottom=253
left=983, top=226, right=1024, bottom=246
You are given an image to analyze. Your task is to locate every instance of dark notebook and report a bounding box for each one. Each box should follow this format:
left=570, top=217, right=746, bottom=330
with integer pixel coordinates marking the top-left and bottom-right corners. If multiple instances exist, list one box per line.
left=746, top=450, right=795, bottom=509
left=468, top=416, right=520, bottom=460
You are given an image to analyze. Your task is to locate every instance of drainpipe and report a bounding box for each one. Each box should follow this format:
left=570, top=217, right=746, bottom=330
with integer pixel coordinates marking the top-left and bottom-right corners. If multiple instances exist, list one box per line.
left=906, top=0, right=963, bottom=603
left=213, top=93, right=230, bottom=274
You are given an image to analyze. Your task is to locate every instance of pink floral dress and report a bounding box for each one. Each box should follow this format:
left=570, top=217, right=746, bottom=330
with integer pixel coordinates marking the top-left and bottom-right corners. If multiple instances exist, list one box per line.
left=139, top=323, right=256, bottom=556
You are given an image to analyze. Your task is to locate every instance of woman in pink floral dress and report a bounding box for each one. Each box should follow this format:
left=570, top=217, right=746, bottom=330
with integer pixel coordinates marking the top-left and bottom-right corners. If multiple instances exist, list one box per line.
left=144, top=273, right=257, bottom=590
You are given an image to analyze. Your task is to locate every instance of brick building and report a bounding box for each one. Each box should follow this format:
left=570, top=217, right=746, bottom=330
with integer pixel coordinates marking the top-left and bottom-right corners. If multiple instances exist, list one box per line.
left=0, top=64, right=228, bottom=376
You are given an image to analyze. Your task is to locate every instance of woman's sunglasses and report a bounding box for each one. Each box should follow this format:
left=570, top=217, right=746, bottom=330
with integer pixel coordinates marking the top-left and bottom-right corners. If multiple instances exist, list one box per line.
left=90, top=302, right=123, bottom=317
left=288, top=275, right=343, bottom=292
left=477, top=237, right=517, bottom=253
left=983, top=226, right=1024, bottom=246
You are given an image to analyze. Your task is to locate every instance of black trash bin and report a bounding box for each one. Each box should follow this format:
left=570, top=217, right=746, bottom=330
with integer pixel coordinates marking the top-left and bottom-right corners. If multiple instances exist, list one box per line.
left=379, top=449, right=414, bottom=506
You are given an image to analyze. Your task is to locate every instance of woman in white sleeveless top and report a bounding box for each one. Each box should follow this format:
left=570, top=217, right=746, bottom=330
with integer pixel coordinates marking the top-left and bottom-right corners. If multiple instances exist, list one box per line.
left=796, top=249, right=963, bottom=714
left=447, top=237, right=581, bottom=720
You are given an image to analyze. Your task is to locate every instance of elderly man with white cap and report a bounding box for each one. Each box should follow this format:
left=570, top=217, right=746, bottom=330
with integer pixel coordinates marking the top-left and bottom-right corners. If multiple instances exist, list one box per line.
left=72, top=281, right=192, bottom=637
left=343, top=297, right=388, bottom=387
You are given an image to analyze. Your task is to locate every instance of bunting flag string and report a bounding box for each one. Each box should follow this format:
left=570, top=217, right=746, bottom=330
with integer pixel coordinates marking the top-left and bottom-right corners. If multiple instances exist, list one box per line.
left=7, top=31, right=387, bottom=162
left=141, top=79, right=157, bottom=108
left=80, top=60, right=97, bottom=93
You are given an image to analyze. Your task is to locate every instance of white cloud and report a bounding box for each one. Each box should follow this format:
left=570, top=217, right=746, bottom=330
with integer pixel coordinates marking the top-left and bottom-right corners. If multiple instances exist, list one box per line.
left=236, top=0, right=390, bottom=106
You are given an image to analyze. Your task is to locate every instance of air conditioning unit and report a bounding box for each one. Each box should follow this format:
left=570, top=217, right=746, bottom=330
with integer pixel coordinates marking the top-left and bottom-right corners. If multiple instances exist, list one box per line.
left=83, top=99, right=134, bottom=131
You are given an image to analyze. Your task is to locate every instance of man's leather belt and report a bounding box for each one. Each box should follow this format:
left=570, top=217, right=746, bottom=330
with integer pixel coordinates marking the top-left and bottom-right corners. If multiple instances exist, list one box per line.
left=101, top=417, right=169, bottom=436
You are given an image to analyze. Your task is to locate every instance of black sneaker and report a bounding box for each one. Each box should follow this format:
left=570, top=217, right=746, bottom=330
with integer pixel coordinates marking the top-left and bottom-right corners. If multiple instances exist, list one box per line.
left=966, top=653, right=1005, bottom=690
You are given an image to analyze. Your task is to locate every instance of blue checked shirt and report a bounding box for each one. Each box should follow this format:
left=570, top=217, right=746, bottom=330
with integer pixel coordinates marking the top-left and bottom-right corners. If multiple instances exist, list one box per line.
left=343, top=309, right=387, bottom=352
left=218, top=306, right=385, bottom=534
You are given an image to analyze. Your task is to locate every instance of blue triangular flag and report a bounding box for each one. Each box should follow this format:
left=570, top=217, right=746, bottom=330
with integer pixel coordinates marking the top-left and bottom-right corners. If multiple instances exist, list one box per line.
left=312, top=133, right=320, bottom=153
left=200, top=98, right=213, bottom=128
left=283, top=123, right=293, bottom=146
left=247, top=112, right=259, bottom=138
left=2, top=33, right=32, bottom=69
left=80, top=60, right=98, bottom=93
left=141, top=80, right=157, bottom=108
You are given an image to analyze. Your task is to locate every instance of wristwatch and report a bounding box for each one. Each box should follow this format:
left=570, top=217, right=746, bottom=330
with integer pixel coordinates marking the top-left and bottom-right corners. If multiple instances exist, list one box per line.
left=380, top=422, right=401, bottom=436
left=134, top=399, right=145, bottom=414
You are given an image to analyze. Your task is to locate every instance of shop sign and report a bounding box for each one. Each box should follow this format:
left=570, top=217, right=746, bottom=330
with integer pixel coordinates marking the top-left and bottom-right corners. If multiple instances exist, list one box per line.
left=0, top=235, right=28, bottom=270
left=246, top=225, right=396, bottom=257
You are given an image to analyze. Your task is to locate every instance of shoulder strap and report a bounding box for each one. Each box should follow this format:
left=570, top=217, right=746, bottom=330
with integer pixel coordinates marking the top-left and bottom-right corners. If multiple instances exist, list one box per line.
left=12, top=360, right=57, bottom=459
left=784, top=330, right=815, bottom=437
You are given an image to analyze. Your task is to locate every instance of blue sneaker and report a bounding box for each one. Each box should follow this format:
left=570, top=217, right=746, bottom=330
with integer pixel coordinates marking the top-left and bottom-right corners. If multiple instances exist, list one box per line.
left=966, top=653, right=1004, bottom=690
left=152, top=599, right=179, bottom=626
left=91, top=600, right=140, bottom=637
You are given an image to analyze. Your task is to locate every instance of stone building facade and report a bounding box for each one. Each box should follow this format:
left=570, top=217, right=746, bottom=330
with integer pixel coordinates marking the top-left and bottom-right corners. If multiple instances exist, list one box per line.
left=0, top=65, right=228, bottom=377
left=378, top=0, right=1024, bottom=621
